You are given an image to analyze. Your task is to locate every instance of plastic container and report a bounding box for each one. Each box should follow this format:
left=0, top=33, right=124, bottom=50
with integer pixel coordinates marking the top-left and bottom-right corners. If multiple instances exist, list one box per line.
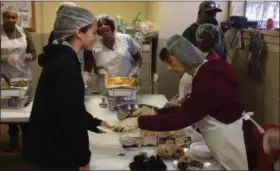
left=157, top=132, right=175, bottom=145
left=189, top=142, right=212, bottom=158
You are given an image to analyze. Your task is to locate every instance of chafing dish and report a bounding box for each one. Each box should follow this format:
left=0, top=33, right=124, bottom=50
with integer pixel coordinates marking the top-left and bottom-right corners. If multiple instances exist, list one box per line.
left=1, top=76, right=32, bottom=109
left=1, top=77, right=32, bottom=98
left=105, top=77, right=139, bottom=111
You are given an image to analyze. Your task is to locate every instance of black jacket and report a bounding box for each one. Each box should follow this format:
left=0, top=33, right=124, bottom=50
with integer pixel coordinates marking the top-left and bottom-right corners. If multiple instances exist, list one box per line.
left=24, top=44, right=102, bottom=169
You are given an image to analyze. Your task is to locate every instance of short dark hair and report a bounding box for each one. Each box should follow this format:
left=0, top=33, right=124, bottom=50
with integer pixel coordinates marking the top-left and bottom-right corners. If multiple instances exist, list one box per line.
left=97, top=18, right=115, bottom=32
left=159, top=48, right=170, bottom=62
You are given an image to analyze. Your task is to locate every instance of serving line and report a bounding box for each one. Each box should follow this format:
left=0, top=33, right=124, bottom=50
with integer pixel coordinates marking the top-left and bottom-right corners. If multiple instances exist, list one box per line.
left=1, top=95, right=221, bottom=170
left=85, top=95, right=173, bottom=170
left=0, top=95, right=167, bottom=123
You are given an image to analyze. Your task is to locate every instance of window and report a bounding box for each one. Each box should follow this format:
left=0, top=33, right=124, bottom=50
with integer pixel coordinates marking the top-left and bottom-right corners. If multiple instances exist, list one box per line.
left=245, top=1, right=279, bottom=28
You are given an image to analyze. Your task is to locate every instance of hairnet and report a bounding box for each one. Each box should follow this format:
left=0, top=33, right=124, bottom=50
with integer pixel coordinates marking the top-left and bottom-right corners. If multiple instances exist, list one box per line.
left=196, top=23, right=221, bottom=44
left=163, top=34, right=204, bottom=66
left=2, top=6, right=20, bottom=17
left=56, top=2, right=76, bottom=14
left=53, top=6, right=96, bottom=42
left=97, top=14, right=115, bottom=22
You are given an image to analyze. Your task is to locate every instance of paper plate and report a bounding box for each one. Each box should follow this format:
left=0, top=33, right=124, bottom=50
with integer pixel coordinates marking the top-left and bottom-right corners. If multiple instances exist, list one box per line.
left=189, top=142, right=212, bottom=158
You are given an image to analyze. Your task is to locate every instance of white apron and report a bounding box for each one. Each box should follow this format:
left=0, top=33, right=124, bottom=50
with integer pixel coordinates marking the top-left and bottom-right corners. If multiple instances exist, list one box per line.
left=191, top=60, right=249, bottom=170
left=1, top=25, right=31, bottom=79
left=197, top=114, right=249, bottom=170
left=94, top=38, right=133, bottom=95
left=178, top=73, right=192, bottom=99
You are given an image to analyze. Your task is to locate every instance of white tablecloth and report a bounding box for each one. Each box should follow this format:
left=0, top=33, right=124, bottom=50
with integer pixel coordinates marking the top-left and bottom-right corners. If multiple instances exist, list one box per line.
left=0, top=95, right=222, bottom=170
left=84, top=95, right=175, bottom=170
left=0, top=95, right=168, bottom=123
left=85, top=95, right=222, bottom=170
left=1, top=95, right=174, bottom=169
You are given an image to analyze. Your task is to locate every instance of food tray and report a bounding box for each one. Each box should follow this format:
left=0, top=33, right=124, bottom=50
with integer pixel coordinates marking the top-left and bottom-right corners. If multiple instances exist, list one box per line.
left=105, top=77, right=137, bottom=89
left=120, top=130, right=143, bottom=148
left=108, top=88, right=138, bottom=99
left=1, top=78, right=31, bottom=97
left=189, top=142, right=212, bottom=158
left=1, top=87, right=30, bottom=97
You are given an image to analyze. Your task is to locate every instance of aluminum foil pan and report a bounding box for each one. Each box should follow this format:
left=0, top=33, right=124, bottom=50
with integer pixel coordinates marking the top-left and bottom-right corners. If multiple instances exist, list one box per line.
left=105, top=77, right=137, bottom=89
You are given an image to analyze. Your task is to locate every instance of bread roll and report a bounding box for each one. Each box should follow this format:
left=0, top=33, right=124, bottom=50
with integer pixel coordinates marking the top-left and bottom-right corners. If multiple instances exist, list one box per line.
left=156, top=144, right=173, bottom=158
left=172, top=146, right=184, bottom=158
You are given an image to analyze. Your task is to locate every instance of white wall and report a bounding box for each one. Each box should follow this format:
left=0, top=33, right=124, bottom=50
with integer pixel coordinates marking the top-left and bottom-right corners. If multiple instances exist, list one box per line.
left=230, top=1, right=246, bottom=16
left=158, top=1, right=229, bottom=38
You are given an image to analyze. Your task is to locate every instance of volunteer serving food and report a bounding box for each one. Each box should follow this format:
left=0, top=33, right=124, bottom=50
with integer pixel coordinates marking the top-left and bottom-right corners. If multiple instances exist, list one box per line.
left=24, top=6, right=111, bottom=170
left=196, top=23, right=222, bottom=60
left=118, top=35, right=260, bottom=170
left=1, top=6, right=36, bottom=152
left=166, top=23, right=221, bottom=107
left=182, top=1, right=225, bottom=60
left=92, top=14, right=142, bottom=94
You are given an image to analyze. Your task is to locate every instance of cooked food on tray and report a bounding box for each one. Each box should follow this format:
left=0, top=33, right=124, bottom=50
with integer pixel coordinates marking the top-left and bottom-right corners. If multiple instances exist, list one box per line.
left=120, top=129, right=143, bottom=148
left=142, top=130, right=158, bottom=137
left=105, top=77, right=136, bottom=89
left=129, top=152, right=167, bottom=171
left=9, top=78, right=30, bottom=87
left=113, top=118, right=138, bottom=132
left=1, top=79, right=9, bottom=88
left=156, top=144, right=184, bottom=159
left=177, top=156, right=204, bottom=171
left=131, top=106, right=156, bottom=117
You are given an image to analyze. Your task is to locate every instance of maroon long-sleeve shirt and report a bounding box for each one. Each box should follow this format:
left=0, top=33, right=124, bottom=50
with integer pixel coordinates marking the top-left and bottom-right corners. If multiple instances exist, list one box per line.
left=46, top=31, right=94, bottom=73
left=138, top=59, right=258, bottom=169
left=138, top=60, right=243, bottom=130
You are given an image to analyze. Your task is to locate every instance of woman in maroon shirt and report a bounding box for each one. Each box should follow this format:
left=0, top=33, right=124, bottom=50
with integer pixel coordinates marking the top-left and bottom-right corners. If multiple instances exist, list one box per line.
left=122, top=35, right=259, bottom=170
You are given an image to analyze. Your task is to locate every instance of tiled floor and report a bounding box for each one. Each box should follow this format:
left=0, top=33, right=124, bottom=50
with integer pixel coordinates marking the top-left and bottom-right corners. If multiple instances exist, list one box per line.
left=0, top=124, right=40, bottom=170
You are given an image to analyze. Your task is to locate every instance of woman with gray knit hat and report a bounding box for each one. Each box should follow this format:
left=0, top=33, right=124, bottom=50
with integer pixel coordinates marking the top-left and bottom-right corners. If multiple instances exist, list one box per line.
left=117, top=35, right=259, bottom=170
left=24, top=6, right=111, bottom=170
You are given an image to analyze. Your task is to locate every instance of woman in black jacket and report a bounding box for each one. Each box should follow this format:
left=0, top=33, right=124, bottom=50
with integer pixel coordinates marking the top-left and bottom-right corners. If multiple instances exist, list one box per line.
left=24, top=6, right=110, bottom=171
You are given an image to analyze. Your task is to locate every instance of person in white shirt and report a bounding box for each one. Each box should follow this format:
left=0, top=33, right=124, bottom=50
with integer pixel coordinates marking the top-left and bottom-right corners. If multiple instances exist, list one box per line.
left=92, top=14, right=143, bottom=95
left=1, top=6, right=36, bottom=152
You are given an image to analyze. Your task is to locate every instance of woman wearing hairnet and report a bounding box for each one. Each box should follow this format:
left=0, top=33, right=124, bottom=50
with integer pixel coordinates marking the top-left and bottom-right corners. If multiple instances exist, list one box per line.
left=196, top=23, right=222, bottom=60
left=38, top=2, right=76, bottom=67
left=38, top=2, right=94, bottom=88
left=24, top=6, right=111, bottom=170
left=166, top=23, right=221, bottom=107
left=92, top=14, right=142, bottom=95
left=1, top=6, right=36, bottom=152
left=119, top=35, right=261, bottom=170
